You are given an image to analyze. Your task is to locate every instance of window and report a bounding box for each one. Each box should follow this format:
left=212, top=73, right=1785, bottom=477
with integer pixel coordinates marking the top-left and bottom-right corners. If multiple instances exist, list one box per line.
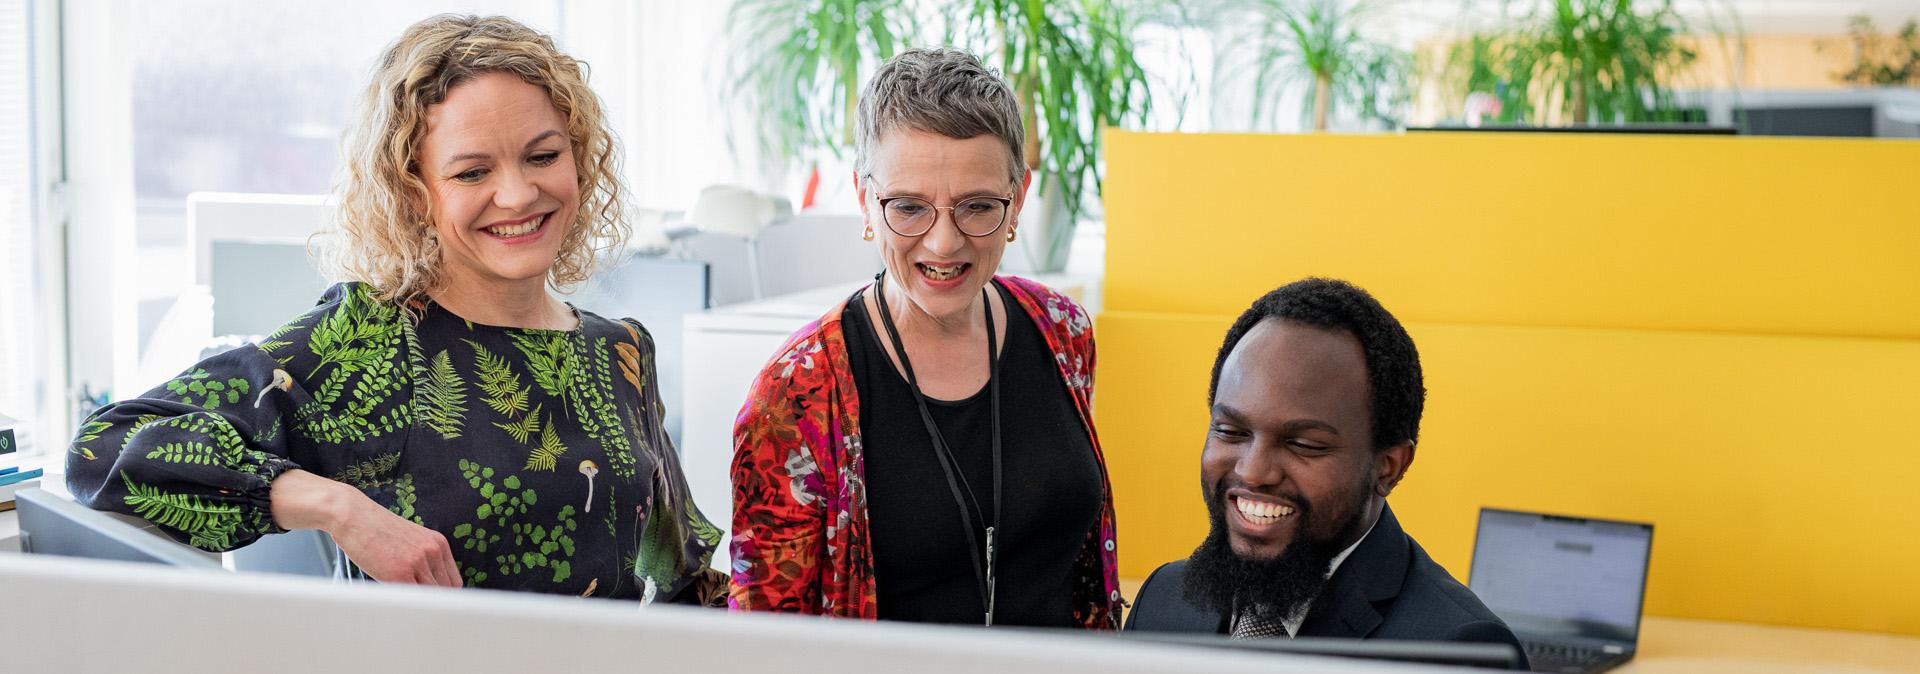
left=0, top=0, right=53, bottom=456
left=120, top=1, right=566, bottom=384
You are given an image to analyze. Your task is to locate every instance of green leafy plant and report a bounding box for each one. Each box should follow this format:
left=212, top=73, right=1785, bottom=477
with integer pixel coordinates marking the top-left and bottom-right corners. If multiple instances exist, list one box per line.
left=725, top=0, right=920, bottom=159
left=951, top=0, right=1155, bottom=270
left=1828, top=15, right=1920, bottom=86
left=1227, top=0, right=1410, bottom=131
left=1443, top=0, right=1701, bottom=125
left=726, top=0, right=1161, bottom=271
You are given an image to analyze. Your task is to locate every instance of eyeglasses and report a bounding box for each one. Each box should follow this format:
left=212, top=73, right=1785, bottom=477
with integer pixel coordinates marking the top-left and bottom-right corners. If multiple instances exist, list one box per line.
left=868, top=182, right=1013, bottom=238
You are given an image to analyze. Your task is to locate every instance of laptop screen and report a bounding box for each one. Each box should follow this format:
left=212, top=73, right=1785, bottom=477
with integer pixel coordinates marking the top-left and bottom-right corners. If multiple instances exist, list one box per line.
left=1468, top=509, right=1654, bottom=644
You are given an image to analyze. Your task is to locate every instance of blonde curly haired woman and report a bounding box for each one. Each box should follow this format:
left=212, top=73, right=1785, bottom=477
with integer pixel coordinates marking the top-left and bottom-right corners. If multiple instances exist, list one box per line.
left=65, top=14, right=725, bottom=604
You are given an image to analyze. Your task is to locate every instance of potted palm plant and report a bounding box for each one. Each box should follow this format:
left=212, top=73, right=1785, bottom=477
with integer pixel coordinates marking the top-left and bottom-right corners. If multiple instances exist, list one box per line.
left=725, top=0, right=1156, bottom=272
left=949, top=0, right=1155, bottom=272
left=1223, top=0, right=1410, bottom=132
left=723, top=0, right=919, bottom=192
left=1828, top=15, right=1920, bottom=86
left=1441, top=0, right=1701, bottom=126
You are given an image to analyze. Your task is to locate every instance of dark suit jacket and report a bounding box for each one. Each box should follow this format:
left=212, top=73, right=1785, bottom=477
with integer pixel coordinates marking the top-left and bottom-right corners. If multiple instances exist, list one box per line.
left=1126, top=504, right=1526, bottom=667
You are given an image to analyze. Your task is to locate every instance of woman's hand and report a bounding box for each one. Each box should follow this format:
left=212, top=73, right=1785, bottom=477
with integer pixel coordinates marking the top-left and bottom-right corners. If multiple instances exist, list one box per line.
left=270, top=469, right=462, bottom=587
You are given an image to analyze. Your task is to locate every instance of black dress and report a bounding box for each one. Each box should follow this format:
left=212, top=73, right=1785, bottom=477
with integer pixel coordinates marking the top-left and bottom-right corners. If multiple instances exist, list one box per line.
left=65, top=282, right=722, bottom=601
left=843, top=280, right=1103, bottom=626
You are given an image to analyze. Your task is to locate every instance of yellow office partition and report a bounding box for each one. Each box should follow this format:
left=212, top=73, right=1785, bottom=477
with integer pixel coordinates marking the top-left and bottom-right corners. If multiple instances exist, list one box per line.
left=1104, top=132, right=1920, bottom=337
left=1096, top=130, right=1920, bottom=636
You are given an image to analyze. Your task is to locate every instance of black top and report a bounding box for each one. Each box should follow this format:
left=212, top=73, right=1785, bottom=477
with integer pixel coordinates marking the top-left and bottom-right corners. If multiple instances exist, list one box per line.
left=1125, top=504, right=1529, bottom=669
left=843, top=280, right=1102, bottom=627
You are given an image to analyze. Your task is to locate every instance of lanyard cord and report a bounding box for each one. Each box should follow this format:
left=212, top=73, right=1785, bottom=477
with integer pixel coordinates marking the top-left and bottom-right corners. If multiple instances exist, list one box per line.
left=873, top=272, right=1003, bottom=626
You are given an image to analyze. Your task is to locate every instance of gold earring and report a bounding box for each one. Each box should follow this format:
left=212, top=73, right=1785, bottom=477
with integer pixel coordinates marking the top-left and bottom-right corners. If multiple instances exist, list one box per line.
left=1006, top=227, right=1017, bottom=243
left=863, top=224, right=874, bottom=241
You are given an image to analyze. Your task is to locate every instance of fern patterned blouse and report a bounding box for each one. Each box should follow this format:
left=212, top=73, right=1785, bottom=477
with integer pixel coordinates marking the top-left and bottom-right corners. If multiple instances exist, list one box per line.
left=66, top=282, right=724, bottom=602
left=728, top=275, right=1122, bottom=628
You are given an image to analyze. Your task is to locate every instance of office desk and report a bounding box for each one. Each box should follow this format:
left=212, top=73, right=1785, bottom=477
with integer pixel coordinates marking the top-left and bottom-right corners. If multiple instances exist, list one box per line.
left=1115, top=579, right=1920, bottom=673
left=1621, top=616, right=1920, bottom=674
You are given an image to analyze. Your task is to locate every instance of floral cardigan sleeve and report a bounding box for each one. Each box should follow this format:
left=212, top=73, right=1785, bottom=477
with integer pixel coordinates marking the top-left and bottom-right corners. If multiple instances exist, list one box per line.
left=728, top=275, right=1120, bottom=628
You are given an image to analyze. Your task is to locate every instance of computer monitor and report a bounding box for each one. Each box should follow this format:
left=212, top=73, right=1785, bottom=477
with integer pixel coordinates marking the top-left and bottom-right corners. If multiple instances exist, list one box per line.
left=15, top=488, right=224, bottom=570
left=19, top=487, right=348, bottom=578
left=1408, top=124, right=1736, bottom=135
left=1113, top=631, right=1521, bottom=669
left=227, top=527, right=348, bottom=578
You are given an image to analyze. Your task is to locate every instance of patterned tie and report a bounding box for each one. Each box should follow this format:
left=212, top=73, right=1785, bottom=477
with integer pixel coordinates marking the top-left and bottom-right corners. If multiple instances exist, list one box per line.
left=1230, top=609, right=1291, bottom=640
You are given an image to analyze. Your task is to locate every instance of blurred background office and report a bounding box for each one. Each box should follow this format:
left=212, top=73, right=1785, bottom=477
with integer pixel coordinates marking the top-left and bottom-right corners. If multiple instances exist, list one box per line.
left=3, top=0, right=1918, bottom=666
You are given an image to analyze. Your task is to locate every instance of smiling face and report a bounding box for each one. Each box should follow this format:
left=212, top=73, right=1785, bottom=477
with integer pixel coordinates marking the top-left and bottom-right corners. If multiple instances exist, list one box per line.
left=1201, top=319, right=1411, bottom=561
left=857, top=128, right=1027, bottom=323
left=417, top=71, right=578, bottom=292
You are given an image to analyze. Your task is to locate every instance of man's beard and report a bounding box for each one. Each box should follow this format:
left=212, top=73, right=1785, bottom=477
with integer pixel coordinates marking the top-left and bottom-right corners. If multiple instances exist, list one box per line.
left=1181, top=483, right=1365, bottom=625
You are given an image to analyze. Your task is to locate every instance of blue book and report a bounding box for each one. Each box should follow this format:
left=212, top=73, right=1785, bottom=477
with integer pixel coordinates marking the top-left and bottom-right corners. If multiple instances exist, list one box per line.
left=0, top=466, right=17, bottom=477
left=0, top=467, right=42, bottom=486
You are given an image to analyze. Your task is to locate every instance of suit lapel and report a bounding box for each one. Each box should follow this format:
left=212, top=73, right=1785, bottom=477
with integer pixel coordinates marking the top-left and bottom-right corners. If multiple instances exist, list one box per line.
left=1298, top=503, right=1411, bottom=639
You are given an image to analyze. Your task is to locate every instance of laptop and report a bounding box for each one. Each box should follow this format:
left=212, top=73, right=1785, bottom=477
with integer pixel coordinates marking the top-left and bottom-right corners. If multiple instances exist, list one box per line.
left=1468, top=508, right=1655, bottom=674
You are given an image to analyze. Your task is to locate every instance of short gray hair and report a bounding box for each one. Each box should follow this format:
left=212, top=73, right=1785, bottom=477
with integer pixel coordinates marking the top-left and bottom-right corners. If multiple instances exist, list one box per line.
left=854, top=48, right=1026, bottom=185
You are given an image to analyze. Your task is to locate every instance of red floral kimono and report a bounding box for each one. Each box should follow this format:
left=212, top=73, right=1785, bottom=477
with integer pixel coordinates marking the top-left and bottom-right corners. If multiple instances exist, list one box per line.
left=728, top=275, right=1120, bottom=628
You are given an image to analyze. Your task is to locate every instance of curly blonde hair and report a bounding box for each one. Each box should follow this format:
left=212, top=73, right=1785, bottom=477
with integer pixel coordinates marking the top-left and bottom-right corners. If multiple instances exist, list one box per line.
left=325, top=14, right=628, bottom=305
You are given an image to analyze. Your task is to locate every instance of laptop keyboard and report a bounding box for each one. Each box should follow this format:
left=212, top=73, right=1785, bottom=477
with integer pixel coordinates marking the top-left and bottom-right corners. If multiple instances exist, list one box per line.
left=1523, top=642, right=1620, bottom=673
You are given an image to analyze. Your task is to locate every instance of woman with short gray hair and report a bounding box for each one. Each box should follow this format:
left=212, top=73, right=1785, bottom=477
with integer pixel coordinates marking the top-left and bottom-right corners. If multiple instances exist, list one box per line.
left=729, top=48, right=1120, bottom=628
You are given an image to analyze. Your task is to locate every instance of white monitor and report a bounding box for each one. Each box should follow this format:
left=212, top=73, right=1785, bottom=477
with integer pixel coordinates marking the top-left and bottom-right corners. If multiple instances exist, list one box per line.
left=0, top=552, right=1480, bottom=674
left=187, top=192, right=334, bottom=339
left=15, top=487, right=223, bottom=570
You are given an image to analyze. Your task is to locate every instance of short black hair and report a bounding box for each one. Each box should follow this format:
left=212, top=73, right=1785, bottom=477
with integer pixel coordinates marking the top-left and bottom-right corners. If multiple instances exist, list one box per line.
left=1207, top=278, right=1425, bottom=452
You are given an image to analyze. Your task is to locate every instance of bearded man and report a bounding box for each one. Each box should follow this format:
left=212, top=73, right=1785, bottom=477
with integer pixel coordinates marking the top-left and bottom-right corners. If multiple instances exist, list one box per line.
left=1126, top=278, right=1522, bottom=665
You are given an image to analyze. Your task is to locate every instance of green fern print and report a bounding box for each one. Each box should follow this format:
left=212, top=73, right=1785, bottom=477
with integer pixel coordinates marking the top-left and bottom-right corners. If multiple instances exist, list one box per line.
left=415, top=349, right=468, bottom=439
left=144, top=415, right=275, bottom=478
left=69, top=420, right=114, bottom=461
left=165, top=368, right=253, bottom=410
left=251, top=418, right=282, bottom=445
left=492, top=402, right=542, bottom=444
left=307, top=287, right=402, bottom=377
left=66, top=282, right=723, bottom=600
left=508, top=331, right=577, bottom=405
left=258, top=308, right=318, bottom=356
left=391, top=473, right=421, bottom=523
left=332, top=452, right=402, bottom=489
left=120, top=472, right=243, bottom=551
left=120, top=414, right=164, bottom=447
left=293, top=286, right=409, bottom=445
left=467, top=339, right=529, bottom=416
left=449, top=459, right=578, bottom=585
left=512, top=331, right=638, bottom=481
left=144, top=441, right=235, bottom=466
left=74, top=420, right=112, bottom=443
left=527, top=419, right=568, bottom=472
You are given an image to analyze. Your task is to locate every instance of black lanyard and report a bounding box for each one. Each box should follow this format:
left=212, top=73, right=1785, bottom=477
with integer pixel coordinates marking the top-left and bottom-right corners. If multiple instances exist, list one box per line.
left=873, top=272, right=1003, bottom=626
